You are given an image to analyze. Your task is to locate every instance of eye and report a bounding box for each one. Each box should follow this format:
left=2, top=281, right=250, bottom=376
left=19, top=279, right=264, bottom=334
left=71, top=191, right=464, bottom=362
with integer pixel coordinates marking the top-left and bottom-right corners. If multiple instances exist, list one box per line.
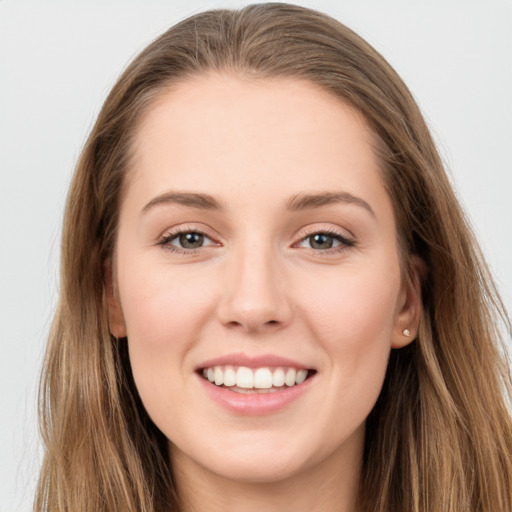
left=158, top=229, right=216, bottom=252
left=297, top=231, right=354, bottom=251
left=175, top=232, right=208, bottom=249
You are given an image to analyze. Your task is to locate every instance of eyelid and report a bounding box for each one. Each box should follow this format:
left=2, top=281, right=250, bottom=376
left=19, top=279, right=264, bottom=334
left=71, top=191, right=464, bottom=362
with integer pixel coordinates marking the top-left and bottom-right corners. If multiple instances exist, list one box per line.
left=293, top=225, right=356, bottom=252
left=156, top=224, right=221, bottom=253
left=155, top=223, right=355, bottom=255
left=169, top=231, right=215, bottom=247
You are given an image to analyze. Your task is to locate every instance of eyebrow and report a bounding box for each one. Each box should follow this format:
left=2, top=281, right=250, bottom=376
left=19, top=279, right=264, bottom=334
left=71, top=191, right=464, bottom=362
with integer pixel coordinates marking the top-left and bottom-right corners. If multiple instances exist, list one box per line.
left=142, top=192, right=223, bottom=215
left=286, top=191, right=375, bottom=217
left=141, top=190, right=375, bottom=217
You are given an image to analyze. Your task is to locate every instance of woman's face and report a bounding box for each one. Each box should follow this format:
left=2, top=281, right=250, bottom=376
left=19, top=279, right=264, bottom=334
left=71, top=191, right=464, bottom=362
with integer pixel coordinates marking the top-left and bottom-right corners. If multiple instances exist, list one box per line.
left=109, top=74, right=418, bottom=484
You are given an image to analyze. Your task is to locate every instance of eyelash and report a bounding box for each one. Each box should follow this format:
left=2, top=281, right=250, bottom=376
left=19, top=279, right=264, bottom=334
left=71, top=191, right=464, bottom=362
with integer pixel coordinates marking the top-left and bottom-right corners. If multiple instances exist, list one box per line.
left=295, top=228, right=355, bottom=254
left=157, top=227, right=217, bottom=255
left=157, top=227, right=355, bottom=255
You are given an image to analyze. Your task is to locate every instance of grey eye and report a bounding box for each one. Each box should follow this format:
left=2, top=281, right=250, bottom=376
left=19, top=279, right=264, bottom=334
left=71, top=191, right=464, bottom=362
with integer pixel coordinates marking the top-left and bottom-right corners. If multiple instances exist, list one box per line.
left=296, top=231, right=354, bottom=251
left=308, top=233, right=337, bottom=250
left=177, top=232, right=206, bottom=249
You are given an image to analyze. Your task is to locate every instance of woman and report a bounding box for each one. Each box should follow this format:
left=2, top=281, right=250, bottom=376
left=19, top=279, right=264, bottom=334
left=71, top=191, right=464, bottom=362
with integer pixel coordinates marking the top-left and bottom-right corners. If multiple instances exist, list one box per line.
left=35, top=3, right=512, bottom=511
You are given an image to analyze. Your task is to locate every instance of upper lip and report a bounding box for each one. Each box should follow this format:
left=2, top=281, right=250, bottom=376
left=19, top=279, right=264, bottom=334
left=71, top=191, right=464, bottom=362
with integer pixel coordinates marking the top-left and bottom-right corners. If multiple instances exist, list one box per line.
left=197, top=352, right=313, bottom=370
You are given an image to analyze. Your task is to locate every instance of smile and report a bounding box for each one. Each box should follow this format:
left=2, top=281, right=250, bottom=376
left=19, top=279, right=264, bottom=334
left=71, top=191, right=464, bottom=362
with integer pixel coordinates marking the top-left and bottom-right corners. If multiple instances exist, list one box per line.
left=196, top=354, right=317, bottom=414
left=200, top=365, right=314, bottom=393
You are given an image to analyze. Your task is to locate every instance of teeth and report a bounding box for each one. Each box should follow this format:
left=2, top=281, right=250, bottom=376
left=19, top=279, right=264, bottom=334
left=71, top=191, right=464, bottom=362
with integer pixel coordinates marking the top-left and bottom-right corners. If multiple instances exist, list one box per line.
left=236, top=367, right=254, bottom=388
left=254, top=368, right=273, bottom=389
left=285, top=368, right=296, bottom=386
left=214, top=366, right=223, bottom=386
left=296, top=369, right=308, bottom=384
left=223, top=365, right=236, bottom=387
left=202, top=365, right=311, bottom=390
left=272, top=368, right=285, bottom=387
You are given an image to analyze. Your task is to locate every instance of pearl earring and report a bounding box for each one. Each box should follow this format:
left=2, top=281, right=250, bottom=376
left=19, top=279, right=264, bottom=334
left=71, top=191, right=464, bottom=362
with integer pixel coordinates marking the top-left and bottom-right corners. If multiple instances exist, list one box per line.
left=403, top=328, right=411, bottom=337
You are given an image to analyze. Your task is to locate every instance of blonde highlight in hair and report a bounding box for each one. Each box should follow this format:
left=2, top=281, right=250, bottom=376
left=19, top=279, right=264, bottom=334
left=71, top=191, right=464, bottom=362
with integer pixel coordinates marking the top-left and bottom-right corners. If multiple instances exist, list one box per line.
left=35, top=4, right=512, bottom=511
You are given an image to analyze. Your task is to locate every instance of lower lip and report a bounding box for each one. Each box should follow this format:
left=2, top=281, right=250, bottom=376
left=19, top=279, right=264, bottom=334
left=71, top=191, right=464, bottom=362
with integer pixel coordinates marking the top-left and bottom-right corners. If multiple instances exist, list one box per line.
left=197, top=373, right=315, bottom=415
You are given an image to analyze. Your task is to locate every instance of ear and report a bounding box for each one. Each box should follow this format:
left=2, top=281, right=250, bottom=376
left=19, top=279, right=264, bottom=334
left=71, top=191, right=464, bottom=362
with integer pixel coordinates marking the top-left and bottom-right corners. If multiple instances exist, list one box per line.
left=391, top=255, right=426, bottom=349
left=104, top=260, right=127, bottom=338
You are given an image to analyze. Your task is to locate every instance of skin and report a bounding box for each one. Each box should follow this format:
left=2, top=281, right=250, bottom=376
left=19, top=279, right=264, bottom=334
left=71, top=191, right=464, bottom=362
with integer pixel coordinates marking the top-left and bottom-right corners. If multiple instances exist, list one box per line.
left=108, top=74, right=421, bottom=512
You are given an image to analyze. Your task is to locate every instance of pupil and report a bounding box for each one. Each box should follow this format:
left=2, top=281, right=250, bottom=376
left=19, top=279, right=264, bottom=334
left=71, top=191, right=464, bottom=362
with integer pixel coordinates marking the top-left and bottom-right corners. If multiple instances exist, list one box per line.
left=179, top=232, right=204, bottom=248
left=310, top=234, right=333, bottom=249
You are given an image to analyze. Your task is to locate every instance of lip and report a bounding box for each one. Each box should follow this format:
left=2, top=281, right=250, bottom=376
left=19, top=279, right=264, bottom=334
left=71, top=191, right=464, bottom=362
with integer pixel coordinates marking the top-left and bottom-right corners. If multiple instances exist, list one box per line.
left=197, top=352, right=312, bottom=371
left=196, top=352, right=316, bottom=415
left=197, top=372, right=315, bottom=415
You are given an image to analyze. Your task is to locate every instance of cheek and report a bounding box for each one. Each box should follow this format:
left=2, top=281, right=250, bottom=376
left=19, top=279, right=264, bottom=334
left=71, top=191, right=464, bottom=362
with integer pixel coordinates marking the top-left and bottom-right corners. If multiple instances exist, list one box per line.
left=297, top=263, right=401, bottom=402
left=116, top=262, right=216, bottom=412
left=118, top=259, right=216, bottom=342
left=301, top=263, right=401, bottom=345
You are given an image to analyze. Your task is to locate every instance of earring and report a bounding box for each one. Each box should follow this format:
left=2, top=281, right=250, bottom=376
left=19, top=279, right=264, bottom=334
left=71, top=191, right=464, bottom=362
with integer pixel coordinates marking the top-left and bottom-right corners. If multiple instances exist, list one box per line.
left=403, top=328, right=411, bottom=337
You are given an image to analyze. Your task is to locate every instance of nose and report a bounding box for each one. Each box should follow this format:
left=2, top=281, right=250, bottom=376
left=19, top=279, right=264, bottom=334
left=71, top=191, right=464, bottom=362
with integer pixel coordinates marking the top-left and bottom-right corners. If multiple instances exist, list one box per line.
left=216, top=243, right=293, bottom=333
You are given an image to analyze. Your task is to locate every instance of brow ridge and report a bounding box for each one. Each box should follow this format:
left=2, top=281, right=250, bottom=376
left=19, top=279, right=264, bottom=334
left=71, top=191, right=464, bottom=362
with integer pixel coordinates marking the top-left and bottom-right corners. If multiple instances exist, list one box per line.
left=142, top=192, right=222, bottom=214
left=142, top=190, right=374, bottom=217
left=286, top=191, right=375, bottom=216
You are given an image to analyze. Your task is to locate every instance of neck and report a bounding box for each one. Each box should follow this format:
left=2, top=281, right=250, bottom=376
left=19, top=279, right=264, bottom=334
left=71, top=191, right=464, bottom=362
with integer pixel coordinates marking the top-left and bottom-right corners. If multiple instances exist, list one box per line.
left=170, top=429, right=363, bottom=512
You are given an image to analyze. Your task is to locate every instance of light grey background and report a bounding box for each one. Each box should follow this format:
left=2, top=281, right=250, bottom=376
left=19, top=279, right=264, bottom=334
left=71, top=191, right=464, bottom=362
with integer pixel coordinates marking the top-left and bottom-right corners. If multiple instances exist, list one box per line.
left=1, top=1, right=511, bottom=510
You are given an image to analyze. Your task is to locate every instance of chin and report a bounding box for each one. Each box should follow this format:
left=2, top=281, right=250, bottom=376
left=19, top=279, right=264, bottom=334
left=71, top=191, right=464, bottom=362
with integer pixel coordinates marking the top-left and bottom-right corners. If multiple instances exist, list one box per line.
left=170, top=431, right=319, bottom=485
left=204, top=451, right=311, bottom=484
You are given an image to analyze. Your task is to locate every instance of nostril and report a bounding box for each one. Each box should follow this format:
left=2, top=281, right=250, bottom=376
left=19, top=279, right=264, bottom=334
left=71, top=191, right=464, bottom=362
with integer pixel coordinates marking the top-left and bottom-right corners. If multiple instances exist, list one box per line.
left=224, top=318, right=281, bottom=330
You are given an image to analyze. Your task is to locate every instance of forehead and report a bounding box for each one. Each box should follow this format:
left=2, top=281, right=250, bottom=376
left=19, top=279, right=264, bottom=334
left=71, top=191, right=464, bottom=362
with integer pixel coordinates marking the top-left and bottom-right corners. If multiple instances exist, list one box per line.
left=125, top=73, right=389, bottom=216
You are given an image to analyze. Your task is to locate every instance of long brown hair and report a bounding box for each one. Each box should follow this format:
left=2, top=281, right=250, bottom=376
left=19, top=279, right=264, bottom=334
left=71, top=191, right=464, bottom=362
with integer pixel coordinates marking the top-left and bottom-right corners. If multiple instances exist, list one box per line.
left=35, top=4, right=512, bottom=511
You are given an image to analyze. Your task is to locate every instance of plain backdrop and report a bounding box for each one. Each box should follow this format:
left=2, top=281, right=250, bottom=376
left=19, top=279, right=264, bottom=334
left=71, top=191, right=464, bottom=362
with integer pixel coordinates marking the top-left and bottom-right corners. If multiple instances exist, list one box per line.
left=1, top=0, right=511, bottom=510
